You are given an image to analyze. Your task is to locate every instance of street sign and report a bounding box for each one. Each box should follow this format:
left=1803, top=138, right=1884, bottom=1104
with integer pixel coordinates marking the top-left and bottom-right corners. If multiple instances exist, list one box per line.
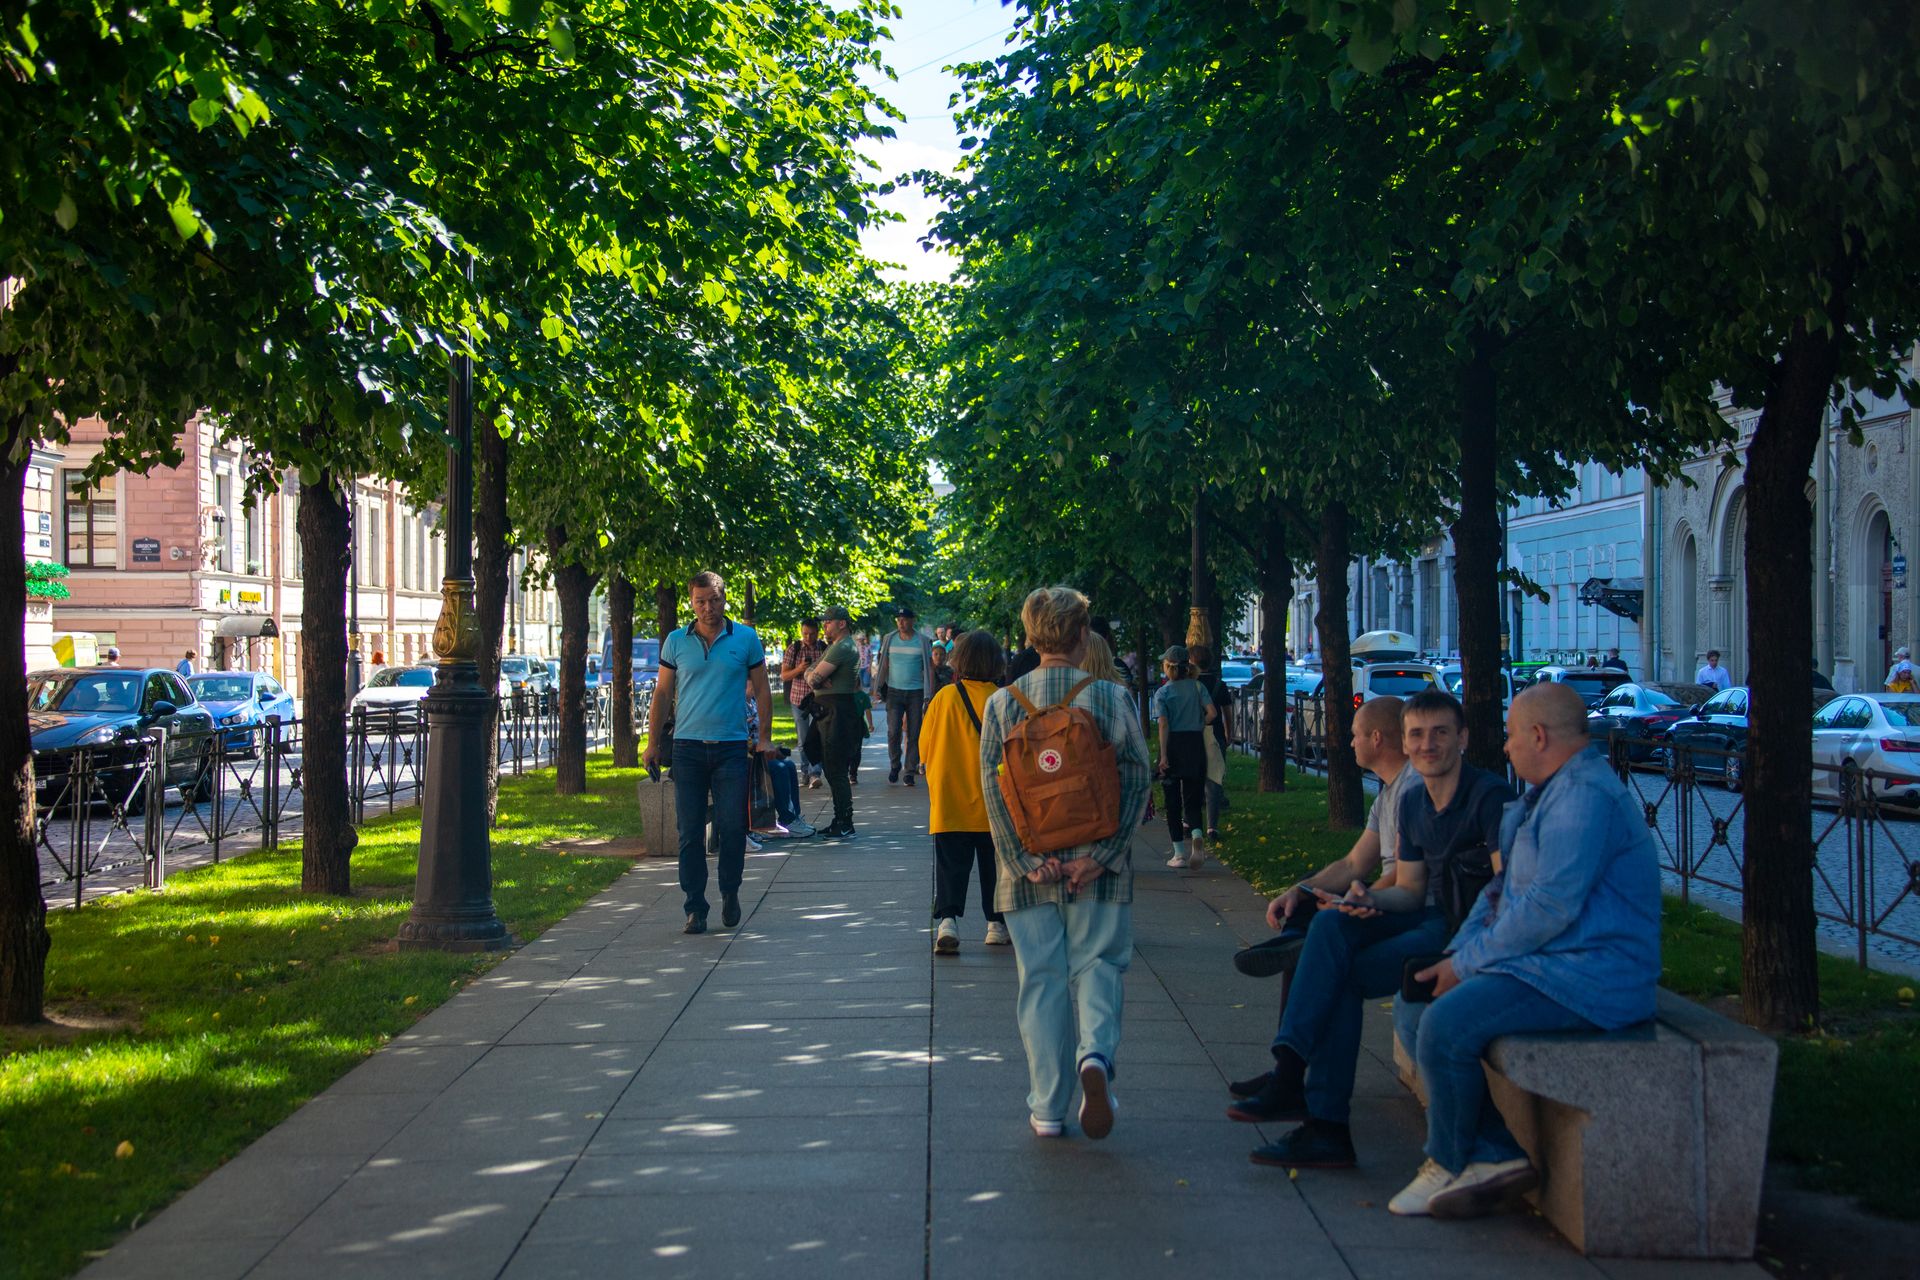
left=1896, top=552, right=1908, bottom=590
left=131, top=536, right=160, bottom=563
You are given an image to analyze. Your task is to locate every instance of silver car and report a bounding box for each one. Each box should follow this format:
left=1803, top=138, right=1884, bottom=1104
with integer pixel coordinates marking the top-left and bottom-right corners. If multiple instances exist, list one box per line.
left=1810, top=693, right=1920, bottom=809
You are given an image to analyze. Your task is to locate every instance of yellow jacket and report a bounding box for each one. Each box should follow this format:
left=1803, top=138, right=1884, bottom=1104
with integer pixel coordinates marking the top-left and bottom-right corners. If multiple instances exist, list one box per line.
left=918, top=679, right=996, bottom=833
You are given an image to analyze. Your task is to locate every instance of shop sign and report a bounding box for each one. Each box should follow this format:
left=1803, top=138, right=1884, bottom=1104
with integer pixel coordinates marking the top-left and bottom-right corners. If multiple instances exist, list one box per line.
left=237, top=589, right=263, bottom=604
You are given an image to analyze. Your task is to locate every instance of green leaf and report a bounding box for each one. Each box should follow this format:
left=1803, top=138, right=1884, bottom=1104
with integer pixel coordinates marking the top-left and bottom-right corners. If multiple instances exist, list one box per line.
left=548, top=20, right=576, bottom=61
left=54, top=193, right=76, bottom=231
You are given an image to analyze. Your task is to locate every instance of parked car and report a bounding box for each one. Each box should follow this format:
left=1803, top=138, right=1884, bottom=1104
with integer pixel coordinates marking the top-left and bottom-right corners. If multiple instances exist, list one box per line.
left=1282, top=665, right=1324, bottom=698
left=28, top=667, right=216, bottom=809
left=1353, top=661, right=1441, bottom=706
left=1218, top=660, right=1258, bottom=689
left=1662, top=686, right=1750, bottom=789
left=1810, top=693, right=1920, bottom=809
left=187, top=670, right=296, bottom=753
left=499, top=655, right=551, bottom=700
left=351, top=666, right=436, bottom=726
left=1530, top=664, right=1633, bottom=708
left=1586, top=683, right=1690, bottom=764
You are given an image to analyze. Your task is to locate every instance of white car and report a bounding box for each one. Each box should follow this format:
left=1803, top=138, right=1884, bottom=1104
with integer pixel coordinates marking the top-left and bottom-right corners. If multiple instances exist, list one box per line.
left=1810, top=693, right=1920, bottom=809
left=1440, top=665, right=1514, bottom=710
left=351, top=666, right=436, bottom=725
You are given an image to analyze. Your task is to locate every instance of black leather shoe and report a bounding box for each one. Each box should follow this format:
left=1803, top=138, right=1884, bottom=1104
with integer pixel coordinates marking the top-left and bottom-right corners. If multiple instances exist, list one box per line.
left=905, top=774, right=916, bottom=787
left=1250, top=1120, right=1356, bottom=1169
left=1233, top=931, right=1307, bottom=979
left=684, top=913, right=707, bottom=935
left=721, top=895, right=741, bottom=928
left=1228, top=1078, right=1310, bottom=1124
left=1228, top=1069, right=1275, bottom=1099
left=887, top=768, right=900, bottom=784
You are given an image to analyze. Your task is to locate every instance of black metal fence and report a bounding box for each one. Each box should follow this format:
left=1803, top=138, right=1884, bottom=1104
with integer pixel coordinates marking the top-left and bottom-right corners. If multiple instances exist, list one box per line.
left=36, top=685, right=623, bottom=907
left=1225, top=686, right=1920, bottom=968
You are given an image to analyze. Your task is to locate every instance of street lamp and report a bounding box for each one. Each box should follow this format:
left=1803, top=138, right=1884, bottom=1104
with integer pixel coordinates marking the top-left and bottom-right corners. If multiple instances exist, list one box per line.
left=399, top=261, right=509, bottom=952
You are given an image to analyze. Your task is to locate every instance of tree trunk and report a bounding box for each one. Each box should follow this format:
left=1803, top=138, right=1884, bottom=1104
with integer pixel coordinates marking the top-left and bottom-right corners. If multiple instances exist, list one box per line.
left=1257, top=509, right=1293, bottom=792
left=607, top=572, right=637, bottom=768
left=0, top=422, right=50, bottom=1025
left=1316, top=501, right=1362, bottom=829
left=1187, top=487, right=1215, bottom=649
left=1451, top=335, right=1506, bottom=774
left=1741, top=318, right=1840, bottom=1033
left=298, top=462, right=355, bottom=895
left=654, top=581, right=677, bottom=645
left=547, top=527, right=595, bottom=796
left=474, top=420, right=510, bottom=823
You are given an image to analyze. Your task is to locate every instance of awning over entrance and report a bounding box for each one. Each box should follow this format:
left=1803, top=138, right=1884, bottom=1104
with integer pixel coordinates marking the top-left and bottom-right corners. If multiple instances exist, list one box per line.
left=215, top=614, right=280, bottom=638
left=1578, top=576, right=1645, bottom=622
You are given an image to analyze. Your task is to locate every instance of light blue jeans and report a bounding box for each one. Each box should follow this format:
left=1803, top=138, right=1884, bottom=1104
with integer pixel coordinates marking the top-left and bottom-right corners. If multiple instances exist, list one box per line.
left=1004, top=899, right=1131, bottom=1123
left=1416, top=973, right=1597, bottom=1173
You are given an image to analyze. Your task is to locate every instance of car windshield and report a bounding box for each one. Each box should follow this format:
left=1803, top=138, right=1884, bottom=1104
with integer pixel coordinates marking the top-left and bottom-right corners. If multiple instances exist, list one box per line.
left=1881, top=701, right=1918, bottom=727
left=367, top=667, right=435, bottom=689
left=1366, top=668, right=1435, bottom=696
left=28, top=672, right=143, bottom=713
left=191, top=676, right=254, bottom=701
left=501, top=657, right=530, bottom=676
left=1635, top=688, right=1681, bottom=711
left=1220, top=663, right=1254, bottom=683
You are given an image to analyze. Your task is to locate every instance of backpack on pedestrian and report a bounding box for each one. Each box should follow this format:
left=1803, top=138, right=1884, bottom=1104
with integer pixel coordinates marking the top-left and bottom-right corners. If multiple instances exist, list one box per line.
left=996, top=677, right=1122, bottom=855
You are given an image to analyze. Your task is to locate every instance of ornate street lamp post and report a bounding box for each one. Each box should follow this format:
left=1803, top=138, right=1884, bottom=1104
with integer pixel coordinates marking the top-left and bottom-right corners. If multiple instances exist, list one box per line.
left=399, top=282, right=509, bottom=952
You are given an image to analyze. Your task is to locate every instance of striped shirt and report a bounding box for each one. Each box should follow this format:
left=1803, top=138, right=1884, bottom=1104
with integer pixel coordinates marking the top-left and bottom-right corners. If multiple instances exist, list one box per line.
left=979, top=664, right=1152, bottom=914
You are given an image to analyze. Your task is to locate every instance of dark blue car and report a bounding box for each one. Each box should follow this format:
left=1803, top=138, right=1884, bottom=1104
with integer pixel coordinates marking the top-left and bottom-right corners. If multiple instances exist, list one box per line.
left=28, top=667, right=216, bottom=809
left=187, top=671, right=296, bottom=753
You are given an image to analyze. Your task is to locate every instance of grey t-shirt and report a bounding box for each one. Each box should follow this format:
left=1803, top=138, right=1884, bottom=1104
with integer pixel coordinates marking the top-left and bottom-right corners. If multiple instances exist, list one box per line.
left=1152, top=679, right=1209, bottom=732
left=1366, top=764, right=1419, bottom=873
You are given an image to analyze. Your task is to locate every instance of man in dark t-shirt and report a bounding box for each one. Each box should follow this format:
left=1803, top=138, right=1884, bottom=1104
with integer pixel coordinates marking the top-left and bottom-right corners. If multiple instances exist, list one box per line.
left=1231, top=689, right=1515, bottom=1174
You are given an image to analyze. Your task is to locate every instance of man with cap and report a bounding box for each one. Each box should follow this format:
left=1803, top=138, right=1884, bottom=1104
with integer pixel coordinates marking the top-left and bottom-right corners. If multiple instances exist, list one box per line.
left=802, top=606, right=863, bottom=838
left=875, top=605, right=937, bottom=786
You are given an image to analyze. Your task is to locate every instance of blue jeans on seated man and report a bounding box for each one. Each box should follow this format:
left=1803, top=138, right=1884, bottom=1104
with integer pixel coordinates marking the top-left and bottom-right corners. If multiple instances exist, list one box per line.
left=1003, top=899, right=1130, bottom=1123
left=673, top=739, right=749, bottom=918
left=1416, top=972, right=1597, bottom=1173
left=1272, top=905, right=1451, bottom=1125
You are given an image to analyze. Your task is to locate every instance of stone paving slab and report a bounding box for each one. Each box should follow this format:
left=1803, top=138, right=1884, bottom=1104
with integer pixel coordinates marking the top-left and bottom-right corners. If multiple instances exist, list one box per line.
left=82, top=734, right=1767, bottom=1279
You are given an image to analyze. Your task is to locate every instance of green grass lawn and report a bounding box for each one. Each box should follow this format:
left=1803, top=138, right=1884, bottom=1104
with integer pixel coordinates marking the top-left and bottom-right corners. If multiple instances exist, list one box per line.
left=1206, top=750, right=1920, bottom=1220
left=0, top=752, right=646, bottom=1280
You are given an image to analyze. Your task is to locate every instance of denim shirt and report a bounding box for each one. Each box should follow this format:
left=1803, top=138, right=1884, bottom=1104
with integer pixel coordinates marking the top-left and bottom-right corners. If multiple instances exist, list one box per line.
left=1448, top=750, right=1661, bottom=1029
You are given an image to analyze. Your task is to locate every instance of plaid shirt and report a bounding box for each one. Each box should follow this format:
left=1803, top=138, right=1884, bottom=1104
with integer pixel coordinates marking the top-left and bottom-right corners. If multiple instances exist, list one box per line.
left=979, top=664, right=1152, bottom=914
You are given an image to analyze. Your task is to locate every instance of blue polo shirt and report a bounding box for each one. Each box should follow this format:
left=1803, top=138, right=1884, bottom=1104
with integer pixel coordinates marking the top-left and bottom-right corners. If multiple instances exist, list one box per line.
left=660, top=619, right=764, bottom=742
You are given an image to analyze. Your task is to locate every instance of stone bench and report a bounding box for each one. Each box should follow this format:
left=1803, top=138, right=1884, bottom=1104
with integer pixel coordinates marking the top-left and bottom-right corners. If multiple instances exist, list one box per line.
left=1393, top=988, right=1776, bottom=1259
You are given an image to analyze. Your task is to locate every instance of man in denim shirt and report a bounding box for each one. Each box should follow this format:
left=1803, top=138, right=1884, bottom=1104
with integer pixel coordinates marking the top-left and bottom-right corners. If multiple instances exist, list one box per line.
left=1390, top=682, right=1661, bottom=1220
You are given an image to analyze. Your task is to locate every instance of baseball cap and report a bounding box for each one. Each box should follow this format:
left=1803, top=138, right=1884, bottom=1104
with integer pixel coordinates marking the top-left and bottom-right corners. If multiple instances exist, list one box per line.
left=822, top=606, right=852, bottom=623
left=1161, top=644, right=1188, bottom=665
left=893, top=604, right=917, bottom=618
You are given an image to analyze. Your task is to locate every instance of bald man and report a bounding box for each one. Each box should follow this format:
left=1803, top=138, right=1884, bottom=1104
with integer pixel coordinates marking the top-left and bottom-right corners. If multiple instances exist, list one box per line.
left=1388, top=683, right=1661, bottom=1221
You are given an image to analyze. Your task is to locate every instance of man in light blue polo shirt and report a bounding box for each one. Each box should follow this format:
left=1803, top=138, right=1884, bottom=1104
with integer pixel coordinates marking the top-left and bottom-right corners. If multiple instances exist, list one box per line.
left=875, top=605, right=936, bottom=786
left=643, top=570, right=778, bottom=935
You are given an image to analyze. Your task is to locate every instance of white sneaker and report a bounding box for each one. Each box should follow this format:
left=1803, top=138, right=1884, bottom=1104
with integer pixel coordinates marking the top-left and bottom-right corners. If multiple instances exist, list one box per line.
left=1427, top=1158, right=1537, bottom=1219
left=1030, top=1114, right=1064, bottom=1138
left=1187, top=831, right=1206, bottom=868
left=1388, top=1159, right=1458, bottom=1217
left=1077, top=1058, right=1116, bottom=1140
left=1165, top=845, right=1188, bottom=869
left=984, top=921, right=1012, bottom=946
left=745, top=833, right=763, bottom=853
left=934, top=918, right=960, bottom=955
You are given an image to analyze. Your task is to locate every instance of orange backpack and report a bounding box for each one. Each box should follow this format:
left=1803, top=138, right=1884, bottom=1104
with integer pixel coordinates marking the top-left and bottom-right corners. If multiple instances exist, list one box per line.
left=996, top=677, right=1122, bottom=855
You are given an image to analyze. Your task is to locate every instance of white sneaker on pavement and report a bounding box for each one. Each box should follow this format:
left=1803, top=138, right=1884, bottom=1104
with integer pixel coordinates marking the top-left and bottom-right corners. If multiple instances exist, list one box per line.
left=984, top=921, right=1012, bottom=946
left=1388, top=1159, right=1458, bottom=1217
left=934, top=918, right=960, bottom=955
left=1029, top=1115, right=1064, bottom=1138
left=1165, top=844, right=1188, bottom=869
left=1427, top=1158, right=1537, bottom=1219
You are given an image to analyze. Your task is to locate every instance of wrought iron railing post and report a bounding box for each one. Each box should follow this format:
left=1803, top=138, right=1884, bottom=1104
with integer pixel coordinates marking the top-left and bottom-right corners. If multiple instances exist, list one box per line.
left=145, top=730, right=167, bottom=892
left=264, top=716, right=281, bottom=850
left=351, top=705, right=367, bottom=825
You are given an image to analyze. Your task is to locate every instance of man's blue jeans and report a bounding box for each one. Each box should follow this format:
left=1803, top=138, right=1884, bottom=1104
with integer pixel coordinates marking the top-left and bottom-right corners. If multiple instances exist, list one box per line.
left=672, top=739, right=749, bottom=918
left=1416, top=973, right=1596, bottom=1173
left=1273, top=905, right=1450, bottom=1125
left=1004, top=899, right=1130, bottom=1123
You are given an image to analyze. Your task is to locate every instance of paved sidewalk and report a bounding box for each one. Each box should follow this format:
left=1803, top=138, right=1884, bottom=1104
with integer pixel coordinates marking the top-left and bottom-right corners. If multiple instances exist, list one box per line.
left=83, top=737, right=1765, bottom=1279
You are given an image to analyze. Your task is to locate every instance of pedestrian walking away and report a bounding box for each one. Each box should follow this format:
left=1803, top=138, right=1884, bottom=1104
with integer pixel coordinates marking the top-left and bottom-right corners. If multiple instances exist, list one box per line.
left=1390, top=683, right=1660, bottom=1220
left=802, top=606, right=862, bottom=839
left=643, top=571, right=780, bottom=935
left=779, top=617, right=827, bottom=785
left=979, top=586, right=1151, bottom=1140
left=1187, top=643, right=1235, bottom=840
left=876, top=605, right=936, bottom=785
left=920, top=630, right=1011, bottom=955
left=1152, top=645, right=1216, bottom=869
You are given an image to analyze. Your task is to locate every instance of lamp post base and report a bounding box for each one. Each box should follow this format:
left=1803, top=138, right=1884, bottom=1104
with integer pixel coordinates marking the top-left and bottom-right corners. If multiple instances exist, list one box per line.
left=398, top=659, right=510, bottom=952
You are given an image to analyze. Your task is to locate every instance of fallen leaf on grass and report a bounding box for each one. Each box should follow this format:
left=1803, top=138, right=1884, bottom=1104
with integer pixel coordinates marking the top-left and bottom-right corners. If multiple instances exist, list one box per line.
left=114, top=1141, right=134, bottom=1159
left=403, top=996, right=418, bottom=1006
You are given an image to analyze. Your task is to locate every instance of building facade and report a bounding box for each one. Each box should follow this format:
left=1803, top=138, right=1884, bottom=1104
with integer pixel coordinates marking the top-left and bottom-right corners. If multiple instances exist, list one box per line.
left=49, top=418, right=566, bottom=698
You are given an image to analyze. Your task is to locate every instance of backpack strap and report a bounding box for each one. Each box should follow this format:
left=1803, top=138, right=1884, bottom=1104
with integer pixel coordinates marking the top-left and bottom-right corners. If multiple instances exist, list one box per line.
left=1005, top=684, right=1041, bottom=717
left=1051, top=676, right=1097, bottom=710
left=957, top=684, right=984, bottom=734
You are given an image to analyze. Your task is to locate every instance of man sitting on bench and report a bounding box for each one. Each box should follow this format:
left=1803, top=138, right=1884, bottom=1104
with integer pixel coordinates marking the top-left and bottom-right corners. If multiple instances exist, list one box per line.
left=1390, top=682, right=1661, bottom=1220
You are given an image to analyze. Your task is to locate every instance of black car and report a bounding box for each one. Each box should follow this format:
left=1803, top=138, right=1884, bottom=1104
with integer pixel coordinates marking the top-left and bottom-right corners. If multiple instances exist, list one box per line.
left=28, top=667, right=217, bottom=809
left=1663, top=686, right=1750, bottom=789
left=1586, top=682, right=1690, bottom=764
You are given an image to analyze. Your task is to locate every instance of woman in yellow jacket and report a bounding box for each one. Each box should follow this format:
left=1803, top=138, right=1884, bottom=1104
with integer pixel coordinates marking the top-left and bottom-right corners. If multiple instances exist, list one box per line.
left=919, top=630, right=1010, bottom=954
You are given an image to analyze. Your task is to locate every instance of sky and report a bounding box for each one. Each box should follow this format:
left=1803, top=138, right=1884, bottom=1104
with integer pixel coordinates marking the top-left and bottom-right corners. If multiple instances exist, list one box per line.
left=856, top=1, right=1021, bottom=283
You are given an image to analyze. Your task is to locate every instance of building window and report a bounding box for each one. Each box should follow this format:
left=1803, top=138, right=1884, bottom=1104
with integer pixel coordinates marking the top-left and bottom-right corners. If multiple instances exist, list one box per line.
left=63, top=471, right=118, bottom=568
left=285, top=485, right=303, bottom=579
left=242, top=494, right=265, bottom=576
left=212, top=466, right=235, bottom=572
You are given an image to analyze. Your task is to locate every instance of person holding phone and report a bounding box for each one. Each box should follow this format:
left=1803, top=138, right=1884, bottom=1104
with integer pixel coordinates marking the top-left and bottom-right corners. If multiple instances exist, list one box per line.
left=1388, top=683, right=1660, bottom=1220
left=1230, top=689, right=1513, bottom=1176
